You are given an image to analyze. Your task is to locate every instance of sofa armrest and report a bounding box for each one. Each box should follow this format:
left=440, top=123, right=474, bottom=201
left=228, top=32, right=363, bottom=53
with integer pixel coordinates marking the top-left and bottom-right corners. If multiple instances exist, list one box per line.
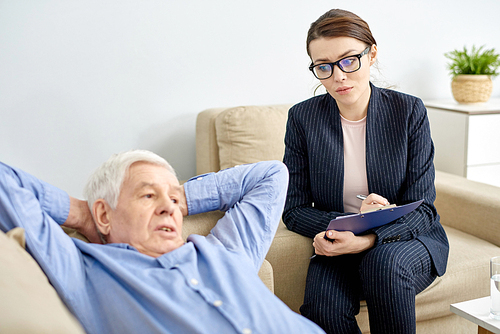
left=0, top=228, right=85, bottom=334
left=195, top=108, right=226, bottom=175
left=266, top=222, right=313, bottom=313
left=435, top=170, right=500, bottom=247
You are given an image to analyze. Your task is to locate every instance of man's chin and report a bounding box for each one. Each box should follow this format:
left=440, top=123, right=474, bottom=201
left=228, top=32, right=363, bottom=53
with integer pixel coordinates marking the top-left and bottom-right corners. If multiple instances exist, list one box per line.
left=141, top=240, right=185, bottom=258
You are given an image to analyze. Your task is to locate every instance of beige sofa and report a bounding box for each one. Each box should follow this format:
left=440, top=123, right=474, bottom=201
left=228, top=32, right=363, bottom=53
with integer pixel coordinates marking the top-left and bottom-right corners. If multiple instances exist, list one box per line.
left=2, top=104, right=500, bottom=333
left=189, top=104, right=500, bottom=333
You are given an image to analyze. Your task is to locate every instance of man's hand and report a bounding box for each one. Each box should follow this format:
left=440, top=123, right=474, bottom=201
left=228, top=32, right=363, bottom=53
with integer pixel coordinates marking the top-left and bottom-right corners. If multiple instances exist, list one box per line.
left=64, top=197, right=103, bottom=244
left=178, top=185, right=188, bottom=216
left=312, top=230, right=376, bottom=256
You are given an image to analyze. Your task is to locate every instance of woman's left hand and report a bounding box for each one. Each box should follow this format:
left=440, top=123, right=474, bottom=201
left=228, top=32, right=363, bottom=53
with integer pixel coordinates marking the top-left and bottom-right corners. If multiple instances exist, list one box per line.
left=312, top=230, right=376, bottom=256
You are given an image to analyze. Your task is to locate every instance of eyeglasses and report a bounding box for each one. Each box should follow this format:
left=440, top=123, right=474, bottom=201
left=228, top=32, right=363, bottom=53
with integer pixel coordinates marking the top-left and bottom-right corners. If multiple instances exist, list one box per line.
left=309, top=46, right=371, bottom=80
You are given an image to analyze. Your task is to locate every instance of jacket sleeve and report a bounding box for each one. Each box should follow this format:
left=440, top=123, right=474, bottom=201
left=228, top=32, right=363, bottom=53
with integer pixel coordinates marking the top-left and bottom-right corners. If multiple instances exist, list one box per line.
left=370, top=98, right=439, bottom=245
left=282, top=109, right=347, bottom=239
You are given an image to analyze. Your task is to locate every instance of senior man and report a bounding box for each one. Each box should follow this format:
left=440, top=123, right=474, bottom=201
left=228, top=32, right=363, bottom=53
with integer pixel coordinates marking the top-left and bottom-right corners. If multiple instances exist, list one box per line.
left=0, top=150, right=324, bottom=334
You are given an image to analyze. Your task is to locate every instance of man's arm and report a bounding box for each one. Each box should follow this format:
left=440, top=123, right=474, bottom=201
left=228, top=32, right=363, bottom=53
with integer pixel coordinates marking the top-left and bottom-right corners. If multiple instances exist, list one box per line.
left=0, top=162, right=86, bottom=290
left=183, top=161, right=288, bottom=270
left=0, top=162, right=70, bottom=232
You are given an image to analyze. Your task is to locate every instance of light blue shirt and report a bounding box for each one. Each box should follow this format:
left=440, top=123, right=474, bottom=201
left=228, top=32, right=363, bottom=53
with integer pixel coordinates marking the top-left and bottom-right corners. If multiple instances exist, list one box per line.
left=0, top=161, right=324, bottom=334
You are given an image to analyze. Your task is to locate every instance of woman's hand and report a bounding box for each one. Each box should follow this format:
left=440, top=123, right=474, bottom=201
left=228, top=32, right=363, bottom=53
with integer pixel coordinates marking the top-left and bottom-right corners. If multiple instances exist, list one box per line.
left=359, top=193, right=390, bottom=213
left=313, top=230, right=376, bottom=256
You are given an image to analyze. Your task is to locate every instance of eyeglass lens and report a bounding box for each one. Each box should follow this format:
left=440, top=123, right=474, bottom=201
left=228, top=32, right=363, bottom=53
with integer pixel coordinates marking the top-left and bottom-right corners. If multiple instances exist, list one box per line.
left=313, top=56, right=360, bottom=79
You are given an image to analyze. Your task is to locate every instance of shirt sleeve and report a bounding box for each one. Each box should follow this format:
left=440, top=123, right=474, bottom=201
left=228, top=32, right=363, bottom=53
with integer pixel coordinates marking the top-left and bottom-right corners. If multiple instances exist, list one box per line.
left=183, top=161, right=288, bottom=270
left=0, top=162, right=85, bottom=295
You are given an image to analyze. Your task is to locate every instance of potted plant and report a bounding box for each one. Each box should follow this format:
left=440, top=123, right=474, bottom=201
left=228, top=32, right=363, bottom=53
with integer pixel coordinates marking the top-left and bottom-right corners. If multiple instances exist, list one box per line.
left=445, top=45, right=500, bottom=103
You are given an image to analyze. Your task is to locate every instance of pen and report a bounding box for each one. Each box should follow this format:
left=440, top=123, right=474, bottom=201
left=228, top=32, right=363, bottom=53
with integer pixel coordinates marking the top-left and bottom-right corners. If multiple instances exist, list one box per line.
left=356, top=194, right=367, bottom=200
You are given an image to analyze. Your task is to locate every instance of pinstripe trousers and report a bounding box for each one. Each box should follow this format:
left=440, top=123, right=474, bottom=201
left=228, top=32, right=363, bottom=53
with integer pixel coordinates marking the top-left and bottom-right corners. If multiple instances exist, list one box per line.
left=300, top=239, right=435, bottom=334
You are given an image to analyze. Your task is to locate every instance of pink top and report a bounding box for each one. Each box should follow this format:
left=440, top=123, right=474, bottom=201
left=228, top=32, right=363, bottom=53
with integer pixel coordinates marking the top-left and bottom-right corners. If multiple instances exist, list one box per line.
left=341, top=114, right=369, bottom=213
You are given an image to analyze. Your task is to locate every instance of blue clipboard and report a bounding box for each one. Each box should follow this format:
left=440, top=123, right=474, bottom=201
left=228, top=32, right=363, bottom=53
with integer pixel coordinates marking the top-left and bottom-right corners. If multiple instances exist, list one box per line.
left=326, top=199, right=424, bottom=235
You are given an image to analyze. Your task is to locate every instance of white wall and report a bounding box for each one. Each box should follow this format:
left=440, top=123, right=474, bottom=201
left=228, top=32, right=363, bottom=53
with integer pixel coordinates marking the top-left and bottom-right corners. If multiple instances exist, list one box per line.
left=1, top=0, right=499, bottom=197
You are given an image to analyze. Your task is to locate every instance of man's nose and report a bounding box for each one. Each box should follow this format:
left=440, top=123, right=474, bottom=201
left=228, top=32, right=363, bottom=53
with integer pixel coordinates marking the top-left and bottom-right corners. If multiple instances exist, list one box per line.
left=156, top=197, right=175, bottom=215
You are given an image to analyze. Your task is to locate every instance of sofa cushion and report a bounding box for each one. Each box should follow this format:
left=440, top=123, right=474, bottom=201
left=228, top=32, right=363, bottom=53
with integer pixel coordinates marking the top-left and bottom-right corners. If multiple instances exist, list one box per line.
left=415, top=225, right=498, bottom=318
left=0, top=228, right=84, bottom=334
left=214, top=104, right=291, bottom=169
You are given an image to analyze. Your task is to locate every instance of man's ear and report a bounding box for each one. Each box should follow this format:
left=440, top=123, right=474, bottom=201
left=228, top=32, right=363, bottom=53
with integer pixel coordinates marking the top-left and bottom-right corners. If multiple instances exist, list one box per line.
left=93, top=199, right=112, bottom=237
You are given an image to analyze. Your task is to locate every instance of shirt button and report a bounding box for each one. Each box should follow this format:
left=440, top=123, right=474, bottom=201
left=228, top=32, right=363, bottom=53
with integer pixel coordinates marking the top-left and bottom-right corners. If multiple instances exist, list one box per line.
left=197, top=177, right=203, bottom=181
left=242, top=329, right=252, bottom=334
left=190, top=278, right=199, bottom=285
left=213, top=300, right=223, bottom=307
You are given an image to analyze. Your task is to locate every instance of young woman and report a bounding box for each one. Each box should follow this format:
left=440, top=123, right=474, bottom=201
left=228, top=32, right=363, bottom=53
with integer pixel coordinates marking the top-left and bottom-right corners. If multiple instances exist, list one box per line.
left=282, top=9, right=449, bottom=334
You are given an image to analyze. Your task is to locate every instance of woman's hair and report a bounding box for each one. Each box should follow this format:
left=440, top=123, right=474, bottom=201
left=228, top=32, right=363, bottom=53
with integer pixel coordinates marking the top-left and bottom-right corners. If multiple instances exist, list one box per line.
left=306, top=9, right=377, bottom=57
left=84, top=149, right=176, bottom=211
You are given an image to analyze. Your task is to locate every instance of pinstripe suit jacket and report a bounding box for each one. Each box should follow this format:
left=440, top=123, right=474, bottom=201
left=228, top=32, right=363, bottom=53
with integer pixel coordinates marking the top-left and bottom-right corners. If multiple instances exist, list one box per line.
left=283, top=84, right=449, bottom=276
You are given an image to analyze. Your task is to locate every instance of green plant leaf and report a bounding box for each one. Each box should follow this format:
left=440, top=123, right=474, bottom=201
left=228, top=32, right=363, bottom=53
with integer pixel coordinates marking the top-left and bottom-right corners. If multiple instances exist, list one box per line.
left=444, top=45, right=500, bottom=77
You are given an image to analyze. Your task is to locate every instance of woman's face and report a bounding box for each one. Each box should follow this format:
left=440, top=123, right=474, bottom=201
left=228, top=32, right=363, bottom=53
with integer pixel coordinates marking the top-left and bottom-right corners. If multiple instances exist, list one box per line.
left=308, top=36, right=377, bottom=115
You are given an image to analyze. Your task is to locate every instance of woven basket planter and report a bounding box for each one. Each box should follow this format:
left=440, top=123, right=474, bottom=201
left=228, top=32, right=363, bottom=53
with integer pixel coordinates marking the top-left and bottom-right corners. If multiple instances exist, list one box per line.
left=451, top=74, right=493, bottom=103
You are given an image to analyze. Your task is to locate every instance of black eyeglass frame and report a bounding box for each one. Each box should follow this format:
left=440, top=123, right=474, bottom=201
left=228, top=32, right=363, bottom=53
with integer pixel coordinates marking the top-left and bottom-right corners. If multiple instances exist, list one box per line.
left=309, top=46, right=371, bottom=80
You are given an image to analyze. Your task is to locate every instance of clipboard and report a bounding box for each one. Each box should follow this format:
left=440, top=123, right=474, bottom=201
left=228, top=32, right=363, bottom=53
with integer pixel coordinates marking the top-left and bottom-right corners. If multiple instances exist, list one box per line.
left=326, top=199, right=424, bottom=236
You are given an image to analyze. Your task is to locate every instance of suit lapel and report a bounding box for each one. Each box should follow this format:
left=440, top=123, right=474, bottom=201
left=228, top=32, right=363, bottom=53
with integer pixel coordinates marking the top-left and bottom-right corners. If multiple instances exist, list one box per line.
left=366, top=83, right=382, bottom=195
left=326, top=95, right=346, bottom=212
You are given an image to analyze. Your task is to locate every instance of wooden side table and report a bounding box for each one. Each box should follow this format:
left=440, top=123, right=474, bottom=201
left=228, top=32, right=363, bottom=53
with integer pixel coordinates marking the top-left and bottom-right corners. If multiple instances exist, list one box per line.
left=451, top=297, right=500, bottom=334
left=425, top=98, right=500, bottom=187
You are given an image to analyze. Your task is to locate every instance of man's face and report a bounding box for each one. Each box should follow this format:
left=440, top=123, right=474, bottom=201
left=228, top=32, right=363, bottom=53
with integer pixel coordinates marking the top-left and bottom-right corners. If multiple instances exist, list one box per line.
left=106, top=162, right=184, bottom=257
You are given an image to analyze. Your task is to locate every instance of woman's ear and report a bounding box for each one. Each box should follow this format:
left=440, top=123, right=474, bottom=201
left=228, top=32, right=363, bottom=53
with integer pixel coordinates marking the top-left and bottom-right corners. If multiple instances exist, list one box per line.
left=93, top=199, right=112, bottom=237
left=369, top=44, right=378, bottom=65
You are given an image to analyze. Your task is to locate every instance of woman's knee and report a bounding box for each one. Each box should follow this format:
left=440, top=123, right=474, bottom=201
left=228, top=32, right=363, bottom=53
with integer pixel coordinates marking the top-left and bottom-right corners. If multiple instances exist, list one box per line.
left=300, top=298, right=360, bottom=334
left=359, top=244, right=415, bottom=287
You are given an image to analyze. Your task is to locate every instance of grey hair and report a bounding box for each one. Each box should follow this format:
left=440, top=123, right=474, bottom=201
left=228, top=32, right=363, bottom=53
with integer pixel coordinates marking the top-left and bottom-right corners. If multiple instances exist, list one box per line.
left=84, top=150, right=176, bottom=212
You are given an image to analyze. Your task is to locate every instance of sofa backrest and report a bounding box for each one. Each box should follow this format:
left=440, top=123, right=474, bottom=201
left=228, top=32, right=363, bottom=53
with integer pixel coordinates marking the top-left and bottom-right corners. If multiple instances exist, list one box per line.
left=196, top=104, right=292, bottom=175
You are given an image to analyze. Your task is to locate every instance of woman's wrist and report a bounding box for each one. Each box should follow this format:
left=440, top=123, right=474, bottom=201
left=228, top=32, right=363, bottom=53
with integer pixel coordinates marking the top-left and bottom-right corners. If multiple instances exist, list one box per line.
left=358, top=233, right=376, bottom=252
